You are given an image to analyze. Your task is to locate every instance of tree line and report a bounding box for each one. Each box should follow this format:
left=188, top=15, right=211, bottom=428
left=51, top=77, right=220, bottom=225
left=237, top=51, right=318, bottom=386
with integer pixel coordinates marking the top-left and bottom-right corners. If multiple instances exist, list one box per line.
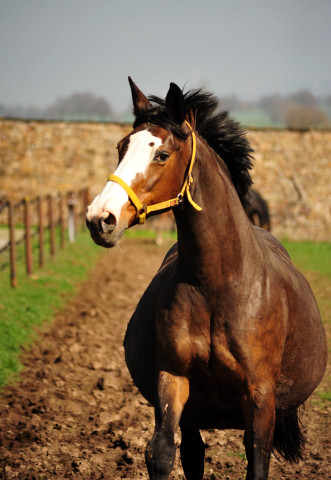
left=221, top=90, right=331, bottom=128
left=1, top=89, right=331, bottom=128
left=0, top=92, right=114, bottom=122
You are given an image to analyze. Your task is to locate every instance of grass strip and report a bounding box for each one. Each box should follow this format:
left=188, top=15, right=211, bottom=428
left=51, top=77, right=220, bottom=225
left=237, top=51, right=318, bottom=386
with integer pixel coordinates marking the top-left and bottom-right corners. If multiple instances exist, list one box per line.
left=280, top=240, right=331, bottom=277
left=280, top=240, right=331, bottom=326
left=0, top=230, right=103, bottom=387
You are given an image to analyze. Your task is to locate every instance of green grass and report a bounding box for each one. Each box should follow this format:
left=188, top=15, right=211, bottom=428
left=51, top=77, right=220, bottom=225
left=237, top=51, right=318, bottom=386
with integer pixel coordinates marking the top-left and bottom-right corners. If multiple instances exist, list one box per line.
left=317, top=390, right=331, bottom=403
left=226, top=451, right=247, bottom=460
left=0, top=229, right=103, bottom=387
left=124, top=227, right=177, bottom=241
left=280, top=240, right=331, bottom=277
left=279, top=241, right=331, bottom=327
left=124, top=228, right=158, bottom=240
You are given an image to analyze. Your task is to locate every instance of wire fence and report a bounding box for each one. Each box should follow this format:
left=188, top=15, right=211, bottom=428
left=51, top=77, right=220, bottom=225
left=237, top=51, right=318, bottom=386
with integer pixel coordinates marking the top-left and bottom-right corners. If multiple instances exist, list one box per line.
left=0, top=188, right=90, bottom=287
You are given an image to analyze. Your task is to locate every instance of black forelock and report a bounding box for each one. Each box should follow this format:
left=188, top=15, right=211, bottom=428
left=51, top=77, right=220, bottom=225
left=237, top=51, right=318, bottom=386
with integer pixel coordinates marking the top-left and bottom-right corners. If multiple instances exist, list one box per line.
left=132, top=88, right=254, bottom=207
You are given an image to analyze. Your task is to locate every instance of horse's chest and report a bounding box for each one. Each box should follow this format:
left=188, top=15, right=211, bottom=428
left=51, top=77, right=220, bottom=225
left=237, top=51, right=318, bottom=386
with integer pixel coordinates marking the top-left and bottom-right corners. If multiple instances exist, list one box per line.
left=156, top=290, right=239, bottom=378
left=156, top=289, right=209, bottom=368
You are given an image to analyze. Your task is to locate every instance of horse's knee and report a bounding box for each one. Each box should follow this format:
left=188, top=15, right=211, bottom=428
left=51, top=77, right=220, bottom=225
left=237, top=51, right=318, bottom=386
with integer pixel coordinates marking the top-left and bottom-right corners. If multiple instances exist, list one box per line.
left=145, top=431, right=176, bottom=480
left=180, top=426, right=205, bottom=480
left=146, top=372, right=189, bottom=478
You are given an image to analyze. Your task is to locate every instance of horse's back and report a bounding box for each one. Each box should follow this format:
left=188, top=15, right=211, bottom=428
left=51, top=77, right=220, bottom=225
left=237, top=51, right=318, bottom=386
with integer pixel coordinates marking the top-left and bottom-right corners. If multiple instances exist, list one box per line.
left=251, top=225, right=291, bottom=262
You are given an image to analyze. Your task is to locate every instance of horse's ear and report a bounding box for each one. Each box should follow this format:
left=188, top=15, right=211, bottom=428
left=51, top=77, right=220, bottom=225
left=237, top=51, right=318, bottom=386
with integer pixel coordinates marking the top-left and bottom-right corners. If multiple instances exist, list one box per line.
left=166, top=83, right=186, bottom=125
left=128, top=76, right=151, bottom=117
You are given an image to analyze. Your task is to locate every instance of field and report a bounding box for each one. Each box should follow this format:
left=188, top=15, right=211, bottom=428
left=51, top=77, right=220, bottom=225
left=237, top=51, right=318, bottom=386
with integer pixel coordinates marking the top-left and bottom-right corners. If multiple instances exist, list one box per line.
left=0, top=234, right=330, bottom=479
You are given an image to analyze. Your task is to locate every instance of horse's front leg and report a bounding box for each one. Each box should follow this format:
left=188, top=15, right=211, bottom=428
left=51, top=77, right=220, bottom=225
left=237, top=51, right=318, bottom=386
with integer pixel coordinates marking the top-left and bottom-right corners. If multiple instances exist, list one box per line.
left=145, top=371, right=189, bottom=480
left=241, top=381, right=276, bottom=480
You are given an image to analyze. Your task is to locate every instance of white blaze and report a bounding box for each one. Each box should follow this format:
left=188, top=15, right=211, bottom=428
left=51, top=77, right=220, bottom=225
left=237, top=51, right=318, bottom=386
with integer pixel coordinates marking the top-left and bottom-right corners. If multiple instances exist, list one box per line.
left=87, top=130, right=162, bottom=221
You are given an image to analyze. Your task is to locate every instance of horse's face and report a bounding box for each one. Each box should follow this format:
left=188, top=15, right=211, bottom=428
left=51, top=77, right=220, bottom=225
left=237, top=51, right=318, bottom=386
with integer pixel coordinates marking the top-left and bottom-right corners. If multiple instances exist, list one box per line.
left=86, top=123, right=190, bottom=247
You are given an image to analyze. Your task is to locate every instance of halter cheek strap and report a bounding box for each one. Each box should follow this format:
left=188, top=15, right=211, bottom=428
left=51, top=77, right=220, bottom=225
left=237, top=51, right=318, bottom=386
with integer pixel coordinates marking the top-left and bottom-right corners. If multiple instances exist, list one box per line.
left=107, top=121, right=202, bottom=225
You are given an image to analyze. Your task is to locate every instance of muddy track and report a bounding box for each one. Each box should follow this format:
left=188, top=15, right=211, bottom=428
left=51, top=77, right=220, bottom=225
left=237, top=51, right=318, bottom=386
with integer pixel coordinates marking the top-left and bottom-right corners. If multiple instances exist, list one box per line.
left=0, top=239, right=330, bottom=479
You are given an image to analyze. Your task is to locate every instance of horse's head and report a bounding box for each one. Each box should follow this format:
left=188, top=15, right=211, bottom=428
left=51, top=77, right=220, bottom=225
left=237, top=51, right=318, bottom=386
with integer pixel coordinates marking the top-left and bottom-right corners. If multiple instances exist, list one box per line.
left=86, top=78, right=194, bottom=248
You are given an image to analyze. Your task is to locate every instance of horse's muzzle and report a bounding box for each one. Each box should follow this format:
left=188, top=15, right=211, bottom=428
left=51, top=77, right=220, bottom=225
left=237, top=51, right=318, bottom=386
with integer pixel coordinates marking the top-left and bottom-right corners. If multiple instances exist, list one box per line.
left=86, top=210, right=125, bottom=248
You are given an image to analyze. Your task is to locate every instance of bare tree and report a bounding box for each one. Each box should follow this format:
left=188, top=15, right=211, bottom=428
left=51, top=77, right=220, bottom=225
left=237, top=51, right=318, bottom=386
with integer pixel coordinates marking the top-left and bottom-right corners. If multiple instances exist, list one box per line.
left=44, top=92, right=113, bottom=120
left=286, top=105, right=330, bottom=129
left=258, top=94, right=288, bottom=124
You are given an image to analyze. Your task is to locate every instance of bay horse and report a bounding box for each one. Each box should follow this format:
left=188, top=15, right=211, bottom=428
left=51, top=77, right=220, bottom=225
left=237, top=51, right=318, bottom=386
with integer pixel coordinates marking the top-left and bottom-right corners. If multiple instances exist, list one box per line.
left=86, top=78, right=327, bottom=480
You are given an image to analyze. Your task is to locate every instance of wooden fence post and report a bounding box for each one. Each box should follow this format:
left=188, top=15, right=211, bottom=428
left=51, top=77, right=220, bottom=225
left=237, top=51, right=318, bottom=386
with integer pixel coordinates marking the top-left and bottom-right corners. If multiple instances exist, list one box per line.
left=74, top=194, right=78, bottom=237
left=48, top=195, right=56, bottom=257
left=82, top=188, right=89, bottom=229
left=8, top=201, right=17, bottom=288
left=1, top=189, right=87, bottom=285
left=86, top=186, right=91, bottom=207
left=68, top=194, right=76, bottom=243
left=24, top=198, right=33, bottom=275
left=59, top=194, right=65, bottom=249
left=38, top=197, right=44, bottom=268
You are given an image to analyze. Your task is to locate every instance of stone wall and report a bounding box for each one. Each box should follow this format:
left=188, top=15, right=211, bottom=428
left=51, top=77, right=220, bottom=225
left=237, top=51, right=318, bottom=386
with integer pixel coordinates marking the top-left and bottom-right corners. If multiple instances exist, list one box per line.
left=0, top=120, right=131, bottom=201
left=1, top=120, right=330, bottom=241
left=247, top=130, right=331, bottom=241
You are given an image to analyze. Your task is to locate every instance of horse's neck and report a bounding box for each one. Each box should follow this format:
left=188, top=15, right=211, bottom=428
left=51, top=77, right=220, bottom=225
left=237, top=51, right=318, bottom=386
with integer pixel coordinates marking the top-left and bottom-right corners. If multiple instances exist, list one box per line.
left=174, top=137, right=257, bottom=287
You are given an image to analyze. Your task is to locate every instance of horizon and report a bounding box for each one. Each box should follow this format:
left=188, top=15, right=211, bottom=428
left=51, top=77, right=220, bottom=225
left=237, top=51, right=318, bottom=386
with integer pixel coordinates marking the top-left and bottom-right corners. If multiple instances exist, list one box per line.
left=1, top=85, right=330, bottom=114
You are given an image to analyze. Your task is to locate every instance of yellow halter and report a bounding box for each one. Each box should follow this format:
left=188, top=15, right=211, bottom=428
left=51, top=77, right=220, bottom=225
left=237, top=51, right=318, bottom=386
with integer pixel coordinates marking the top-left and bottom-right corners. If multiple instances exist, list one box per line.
left=107, top=121, right=202, bottom=224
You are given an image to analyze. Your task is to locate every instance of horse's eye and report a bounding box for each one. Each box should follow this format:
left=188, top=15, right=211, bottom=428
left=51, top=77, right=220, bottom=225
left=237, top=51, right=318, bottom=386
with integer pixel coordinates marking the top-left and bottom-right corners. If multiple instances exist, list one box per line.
left=155, top=153, right=169, bottom=163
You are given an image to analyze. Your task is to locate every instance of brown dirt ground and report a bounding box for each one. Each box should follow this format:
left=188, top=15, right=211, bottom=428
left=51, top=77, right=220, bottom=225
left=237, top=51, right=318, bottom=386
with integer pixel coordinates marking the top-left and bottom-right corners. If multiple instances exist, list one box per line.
left=0, top=238, right=330, bottom=480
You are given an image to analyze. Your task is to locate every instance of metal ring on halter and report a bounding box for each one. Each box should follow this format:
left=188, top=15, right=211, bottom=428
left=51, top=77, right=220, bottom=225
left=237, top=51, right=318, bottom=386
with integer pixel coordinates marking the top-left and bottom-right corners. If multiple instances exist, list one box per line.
left=138, top=205, right=147, bottom=216
left=177, top=193, right=183, bottom=204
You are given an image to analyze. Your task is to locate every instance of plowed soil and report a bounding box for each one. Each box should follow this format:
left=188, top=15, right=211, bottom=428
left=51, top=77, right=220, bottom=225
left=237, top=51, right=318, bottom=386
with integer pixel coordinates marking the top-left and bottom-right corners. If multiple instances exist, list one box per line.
left=0, top=239, right=330, bottom=479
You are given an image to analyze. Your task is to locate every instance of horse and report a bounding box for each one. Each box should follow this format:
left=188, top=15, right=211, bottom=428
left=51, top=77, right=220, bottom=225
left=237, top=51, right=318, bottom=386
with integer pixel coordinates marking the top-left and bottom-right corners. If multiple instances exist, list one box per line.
left=245, top=189, right=271, bottom=231
left=86, top=78, right=327, bottom=480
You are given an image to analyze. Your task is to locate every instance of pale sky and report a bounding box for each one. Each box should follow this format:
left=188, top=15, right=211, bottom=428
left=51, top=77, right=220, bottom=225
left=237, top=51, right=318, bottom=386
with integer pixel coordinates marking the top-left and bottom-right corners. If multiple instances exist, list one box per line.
left=1, top=0, right=330, bottom=112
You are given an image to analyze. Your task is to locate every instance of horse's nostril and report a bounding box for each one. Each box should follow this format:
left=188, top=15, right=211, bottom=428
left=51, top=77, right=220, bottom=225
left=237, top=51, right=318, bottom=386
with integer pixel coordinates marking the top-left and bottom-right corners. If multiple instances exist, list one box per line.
left=98, top=212, right=117, bottom=233
left=102, top=212, right=116, bottom=226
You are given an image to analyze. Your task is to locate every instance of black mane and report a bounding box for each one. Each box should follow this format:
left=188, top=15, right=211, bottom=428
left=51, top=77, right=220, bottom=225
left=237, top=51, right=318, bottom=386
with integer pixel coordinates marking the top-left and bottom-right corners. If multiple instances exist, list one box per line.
left=133, top=88, right=254, bottom=207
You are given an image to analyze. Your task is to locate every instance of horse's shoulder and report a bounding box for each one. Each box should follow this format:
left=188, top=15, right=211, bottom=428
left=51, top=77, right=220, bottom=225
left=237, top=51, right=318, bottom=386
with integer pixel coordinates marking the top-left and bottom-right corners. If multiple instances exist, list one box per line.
left=251, top=226, right=291, bottom=263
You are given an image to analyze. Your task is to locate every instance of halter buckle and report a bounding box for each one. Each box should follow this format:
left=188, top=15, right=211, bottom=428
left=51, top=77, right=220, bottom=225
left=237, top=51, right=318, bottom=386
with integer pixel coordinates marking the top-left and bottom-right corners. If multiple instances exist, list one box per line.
left=138, top=204, right=147, bottom=217
left=136, top=204, right=147, bottom=224
left=177, top=193, right=183, bottom=204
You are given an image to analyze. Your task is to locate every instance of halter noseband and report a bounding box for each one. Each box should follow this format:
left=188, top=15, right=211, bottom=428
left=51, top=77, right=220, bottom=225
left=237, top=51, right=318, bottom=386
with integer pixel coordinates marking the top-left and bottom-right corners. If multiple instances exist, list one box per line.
left=107, top=121, right=202, bottom=225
